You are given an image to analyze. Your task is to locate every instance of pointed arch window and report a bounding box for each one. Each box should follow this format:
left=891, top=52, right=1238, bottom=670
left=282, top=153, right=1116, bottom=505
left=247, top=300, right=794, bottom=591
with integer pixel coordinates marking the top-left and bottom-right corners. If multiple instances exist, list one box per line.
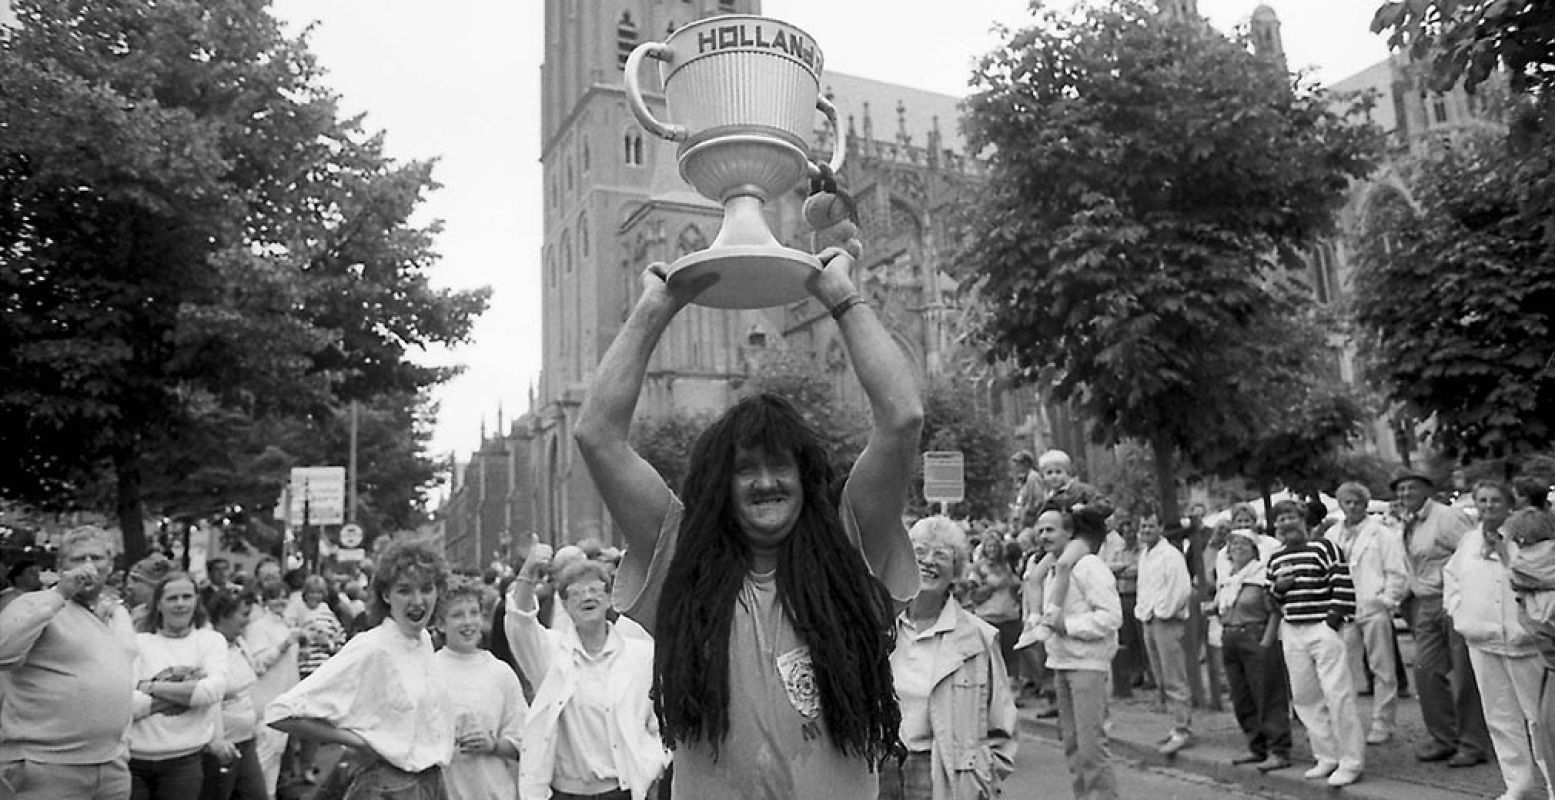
left=580, top=213, right=590, bottom=256
left=617, top=13, right=638, bottom=69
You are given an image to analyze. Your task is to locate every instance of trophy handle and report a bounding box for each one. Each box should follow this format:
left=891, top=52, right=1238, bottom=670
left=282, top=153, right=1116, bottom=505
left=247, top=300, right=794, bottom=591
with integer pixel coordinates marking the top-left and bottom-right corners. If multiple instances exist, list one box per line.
left=624, top=42, right=688, bottom=142
left=814, top=95, right=846, bottom=175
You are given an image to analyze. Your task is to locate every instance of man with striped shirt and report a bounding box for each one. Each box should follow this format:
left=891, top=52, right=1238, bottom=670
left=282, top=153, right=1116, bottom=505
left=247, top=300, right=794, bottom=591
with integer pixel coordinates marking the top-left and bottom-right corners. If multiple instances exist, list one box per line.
left=1266, top=499, right=1364, bottom=787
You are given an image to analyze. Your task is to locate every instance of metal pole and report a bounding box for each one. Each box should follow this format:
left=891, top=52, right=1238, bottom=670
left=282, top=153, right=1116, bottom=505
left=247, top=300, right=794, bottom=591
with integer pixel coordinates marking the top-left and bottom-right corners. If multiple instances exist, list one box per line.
left=348, top=401, right=359, bottom=525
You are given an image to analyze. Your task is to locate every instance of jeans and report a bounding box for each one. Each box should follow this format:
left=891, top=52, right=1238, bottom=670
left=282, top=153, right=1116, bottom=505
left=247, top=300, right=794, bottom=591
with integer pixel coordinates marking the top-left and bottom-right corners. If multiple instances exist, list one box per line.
left=1143, top=618, right=1192, bottom=732
left=199, top=739, right=268, bottom=800
left=1281, top=620, right=1365, bottom=771
left=1221, top=624, right=1292, bottom=758
left=0, top=757, right=130, bottom=800
left=1413, top=595, right=1492, bottom=755
left=1112, top=593, right=1144, bottom=697
left=877, top=751, right=933, bottom=800
left=1056, top=670, right=1118, bottom=800
left=130, top=752, right=204, bottom=800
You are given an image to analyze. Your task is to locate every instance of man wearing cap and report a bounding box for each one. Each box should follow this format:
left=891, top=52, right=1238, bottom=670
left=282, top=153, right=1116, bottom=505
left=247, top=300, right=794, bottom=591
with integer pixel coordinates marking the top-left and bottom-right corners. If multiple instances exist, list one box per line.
left=1393, top=471, right=1491, bottom=765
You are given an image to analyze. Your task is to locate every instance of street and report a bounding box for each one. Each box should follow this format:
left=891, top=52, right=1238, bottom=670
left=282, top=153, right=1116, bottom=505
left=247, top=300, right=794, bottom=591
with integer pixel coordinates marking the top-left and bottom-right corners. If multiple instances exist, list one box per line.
left=1007, top=732, right=1284, bottom=800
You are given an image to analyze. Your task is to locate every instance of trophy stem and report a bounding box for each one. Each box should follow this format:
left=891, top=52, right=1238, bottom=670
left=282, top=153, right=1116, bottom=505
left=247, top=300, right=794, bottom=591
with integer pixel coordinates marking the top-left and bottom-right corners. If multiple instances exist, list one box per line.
left=712, top=193, right=781, bottom=249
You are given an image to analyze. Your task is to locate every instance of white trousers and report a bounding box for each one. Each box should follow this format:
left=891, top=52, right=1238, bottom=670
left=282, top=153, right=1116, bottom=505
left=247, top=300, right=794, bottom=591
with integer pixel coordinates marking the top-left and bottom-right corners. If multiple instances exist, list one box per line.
left=1281, top=620, right=1365, bottom=771
left=1467, top=647, right=1552, bottom=800
left=1343, top=613, right=1398, bottom=732
left=254, top=725, right=289, bottom=800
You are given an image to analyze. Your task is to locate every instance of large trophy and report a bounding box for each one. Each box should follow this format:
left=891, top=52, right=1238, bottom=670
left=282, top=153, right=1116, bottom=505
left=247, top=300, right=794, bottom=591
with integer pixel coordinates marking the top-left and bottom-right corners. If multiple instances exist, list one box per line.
left=625, top=15, right=843, bottom=309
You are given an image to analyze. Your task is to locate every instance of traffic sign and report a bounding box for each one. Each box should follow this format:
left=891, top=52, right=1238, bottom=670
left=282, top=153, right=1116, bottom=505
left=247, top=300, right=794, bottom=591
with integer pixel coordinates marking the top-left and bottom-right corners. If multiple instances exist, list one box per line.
left=923, top=451, right=965, bottom=505
left=289, top=466, right=346, bottom=526
left=339, top=523, right=364, bottom=548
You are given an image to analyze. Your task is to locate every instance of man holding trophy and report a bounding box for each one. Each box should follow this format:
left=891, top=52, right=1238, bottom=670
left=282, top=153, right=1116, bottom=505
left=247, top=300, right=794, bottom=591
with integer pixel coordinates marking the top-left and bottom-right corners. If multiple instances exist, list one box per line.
left=574, top=17, right=923, bottom=799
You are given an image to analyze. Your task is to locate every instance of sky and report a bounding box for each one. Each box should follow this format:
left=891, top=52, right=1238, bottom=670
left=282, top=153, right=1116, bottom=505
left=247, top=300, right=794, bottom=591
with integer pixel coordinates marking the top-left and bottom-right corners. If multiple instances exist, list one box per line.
left=262, top=0, right=1392, bottom=485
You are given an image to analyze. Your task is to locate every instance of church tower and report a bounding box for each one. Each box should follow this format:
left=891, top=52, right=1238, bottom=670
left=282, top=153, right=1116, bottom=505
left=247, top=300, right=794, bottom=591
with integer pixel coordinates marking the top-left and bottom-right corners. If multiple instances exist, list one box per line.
left=1250, top=5, right=1287, bottom=70
left=533, top=0, right=765, bottom=542
left=1158, top=0, right=1199, bottom=21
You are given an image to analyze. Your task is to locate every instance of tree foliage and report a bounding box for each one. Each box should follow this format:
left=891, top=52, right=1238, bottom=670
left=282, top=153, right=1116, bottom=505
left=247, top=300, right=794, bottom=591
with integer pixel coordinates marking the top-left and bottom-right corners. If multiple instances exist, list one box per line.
left=0, top=0, right=488, bottom=560
left=630, top=411, right=712, bottom=493
left=960, top=0, right=1378, bottom=520
left=916, top=379, right=1012, bottom=521
left=1372, top=0, right=1555, bottom=93
left=1352, top=127, right=1555, bottom=459
left=743, top=348, right=870, bottom=476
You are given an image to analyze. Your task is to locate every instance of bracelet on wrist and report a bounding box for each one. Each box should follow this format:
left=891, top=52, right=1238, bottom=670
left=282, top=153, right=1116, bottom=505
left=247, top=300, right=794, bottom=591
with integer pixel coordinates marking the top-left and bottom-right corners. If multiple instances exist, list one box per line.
left=828, top=293, right=866, bottom=321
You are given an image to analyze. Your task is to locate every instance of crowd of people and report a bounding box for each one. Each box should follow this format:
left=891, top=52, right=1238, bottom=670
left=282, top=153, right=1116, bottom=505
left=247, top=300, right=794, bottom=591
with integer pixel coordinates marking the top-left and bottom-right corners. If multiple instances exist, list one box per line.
left=2, top=227, right=1554, bottom=800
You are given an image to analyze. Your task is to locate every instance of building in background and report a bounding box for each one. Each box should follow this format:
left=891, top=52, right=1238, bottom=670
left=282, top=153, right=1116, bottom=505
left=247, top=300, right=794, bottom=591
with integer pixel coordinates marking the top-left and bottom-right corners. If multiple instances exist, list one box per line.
left=438, top=2, right=1505, bottom=562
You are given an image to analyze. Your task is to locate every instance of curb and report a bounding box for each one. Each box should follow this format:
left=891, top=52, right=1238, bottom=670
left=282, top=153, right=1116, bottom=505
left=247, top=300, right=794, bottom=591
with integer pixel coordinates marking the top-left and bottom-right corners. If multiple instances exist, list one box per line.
left=1019, top=715, right=1485, bottom=800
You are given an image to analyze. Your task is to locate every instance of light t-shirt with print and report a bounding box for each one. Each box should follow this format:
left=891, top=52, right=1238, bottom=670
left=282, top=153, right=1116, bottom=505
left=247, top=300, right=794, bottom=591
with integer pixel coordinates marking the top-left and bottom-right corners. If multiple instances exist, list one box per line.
left=614, top=491, right=914, bottom=800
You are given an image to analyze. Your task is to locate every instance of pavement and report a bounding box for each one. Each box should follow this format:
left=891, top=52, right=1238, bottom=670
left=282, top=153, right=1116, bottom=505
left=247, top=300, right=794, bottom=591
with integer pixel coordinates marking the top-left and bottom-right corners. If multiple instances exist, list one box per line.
left=1021, top=663, right=1527, bottom=800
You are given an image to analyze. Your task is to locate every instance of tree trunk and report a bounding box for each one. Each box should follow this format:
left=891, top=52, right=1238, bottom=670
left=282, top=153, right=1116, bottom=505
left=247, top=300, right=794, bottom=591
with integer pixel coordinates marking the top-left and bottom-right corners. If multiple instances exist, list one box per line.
left=1259, top=483, right=1274, bottom=537
left=1150, top=433, right=1180, bottom=523
left=114, top=445, right=148, bottom=565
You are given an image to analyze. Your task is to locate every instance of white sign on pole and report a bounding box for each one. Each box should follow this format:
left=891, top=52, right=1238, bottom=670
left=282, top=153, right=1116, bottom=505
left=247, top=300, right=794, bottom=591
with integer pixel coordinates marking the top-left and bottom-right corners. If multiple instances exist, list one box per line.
left=923, top=451, right=966, bottom=505
left=289, top=466, right=346, bottom=526
left=339, top=523, right=364, bottom=548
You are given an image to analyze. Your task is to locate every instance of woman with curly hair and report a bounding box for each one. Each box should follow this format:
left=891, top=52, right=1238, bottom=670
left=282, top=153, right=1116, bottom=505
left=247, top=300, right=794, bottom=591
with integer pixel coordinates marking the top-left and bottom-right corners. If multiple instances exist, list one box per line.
left=265, top=540, right=454, bottom=800
left=574, top=246, right=923, bottom=798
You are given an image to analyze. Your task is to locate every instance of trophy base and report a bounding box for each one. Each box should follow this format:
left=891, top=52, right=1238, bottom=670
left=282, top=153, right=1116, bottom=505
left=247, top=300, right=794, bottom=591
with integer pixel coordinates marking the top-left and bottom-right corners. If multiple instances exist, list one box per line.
left=668, top=245, right=820, bottom=310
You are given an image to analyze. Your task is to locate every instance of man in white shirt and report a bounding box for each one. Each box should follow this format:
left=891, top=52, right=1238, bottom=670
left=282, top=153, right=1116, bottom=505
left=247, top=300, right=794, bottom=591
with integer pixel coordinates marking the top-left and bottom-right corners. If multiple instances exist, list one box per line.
left=1326, top=482, right=1408, bottom=744
left=1134, top=506, right=1194, bottom=756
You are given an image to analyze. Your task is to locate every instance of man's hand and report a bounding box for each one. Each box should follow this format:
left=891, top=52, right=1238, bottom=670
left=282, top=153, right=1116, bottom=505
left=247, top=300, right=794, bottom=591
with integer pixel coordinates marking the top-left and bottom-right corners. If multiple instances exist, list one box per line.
left=806, top=247, right=859, bottom=308
left=52, top=565, right=98, bottom=601
left=1325, top=610, right=1345, bottom=632
left=639, top=262, right=715, bottom=311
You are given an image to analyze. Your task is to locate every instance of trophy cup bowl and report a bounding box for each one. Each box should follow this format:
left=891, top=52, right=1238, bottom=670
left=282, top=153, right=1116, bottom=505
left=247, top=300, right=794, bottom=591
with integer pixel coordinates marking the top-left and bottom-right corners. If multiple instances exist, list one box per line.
left=625, top=15, right=844, bottom=310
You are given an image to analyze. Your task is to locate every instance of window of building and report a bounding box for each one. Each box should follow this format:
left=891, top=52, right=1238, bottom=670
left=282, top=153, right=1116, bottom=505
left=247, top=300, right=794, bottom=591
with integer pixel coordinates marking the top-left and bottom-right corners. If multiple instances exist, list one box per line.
left=582, top=138, right=590, bottom=172
left=561, top=231, right=572, bottom=275
left=617, top=13, right=638, bottom=69
left=566, top=158, right=574, bottom=191
left=580, top=213, right=590, bottom=256
left=1432, top=94, right=1449, bottom=124
left=719, top=0, right=737, bottom=11
left=624, top=129, right=644, bottom=166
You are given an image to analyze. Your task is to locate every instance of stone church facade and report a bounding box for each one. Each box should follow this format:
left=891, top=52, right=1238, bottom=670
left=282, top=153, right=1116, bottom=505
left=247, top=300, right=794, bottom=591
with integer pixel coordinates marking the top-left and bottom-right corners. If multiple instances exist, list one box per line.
left=439, top=0, right=1079, bottom=564
left=438, top=1, right=1500, bottom=567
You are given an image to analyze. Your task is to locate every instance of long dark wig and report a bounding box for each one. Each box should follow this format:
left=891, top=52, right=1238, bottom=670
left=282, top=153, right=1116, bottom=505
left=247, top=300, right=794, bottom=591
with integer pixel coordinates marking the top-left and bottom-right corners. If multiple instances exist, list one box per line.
left=652, top=393, right=900, bottom=763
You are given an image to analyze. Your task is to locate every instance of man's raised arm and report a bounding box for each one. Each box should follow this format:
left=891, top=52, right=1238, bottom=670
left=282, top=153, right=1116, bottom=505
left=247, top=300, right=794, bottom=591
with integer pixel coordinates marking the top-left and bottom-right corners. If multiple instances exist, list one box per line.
left=811, top=248, right=924, bottom=583
left=573, top=264, right=701, bottom=553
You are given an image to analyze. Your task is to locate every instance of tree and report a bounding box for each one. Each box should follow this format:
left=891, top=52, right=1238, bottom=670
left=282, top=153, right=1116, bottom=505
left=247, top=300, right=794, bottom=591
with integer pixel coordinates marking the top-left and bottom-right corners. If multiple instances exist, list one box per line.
left=960, top=0, right=1378, bottom=521
left=1351, top=127, right=1555, bottom=459
left=1371, top=0, right=1555, bottom=93
left=917, top=379, right=1012, bottom=521
left=630, top=411, right=712, bottom=493
left=0, top=0, right=488, bottom=561
left=743, top=348, right=869, bottom=476
left=1194, top=304, right=1369, bottom=498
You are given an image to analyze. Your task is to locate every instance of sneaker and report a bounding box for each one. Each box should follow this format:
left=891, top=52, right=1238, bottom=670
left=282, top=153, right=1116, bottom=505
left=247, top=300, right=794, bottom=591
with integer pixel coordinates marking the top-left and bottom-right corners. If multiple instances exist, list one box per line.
left=1158, top=730, right=1193, bottom=756
left=1365, top=728, right=1392, bottom=745
left=1303, top=761, right=1338, bottom=779
left=1327, top=766, right=1362, bottom=787
left=1231, top=753, right=1265, bottom=765
left=1256, top=755, right=1292, bottom=772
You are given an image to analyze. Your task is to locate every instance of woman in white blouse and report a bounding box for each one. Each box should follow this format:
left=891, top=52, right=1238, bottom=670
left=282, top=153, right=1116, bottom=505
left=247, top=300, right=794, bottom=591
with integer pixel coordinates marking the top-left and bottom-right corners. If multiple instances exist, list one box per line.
left=200, top=589, right=268, bottom=800
left=130, top=571, right=229, bottom=799
left=266, top=540, right=455, bottom=799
